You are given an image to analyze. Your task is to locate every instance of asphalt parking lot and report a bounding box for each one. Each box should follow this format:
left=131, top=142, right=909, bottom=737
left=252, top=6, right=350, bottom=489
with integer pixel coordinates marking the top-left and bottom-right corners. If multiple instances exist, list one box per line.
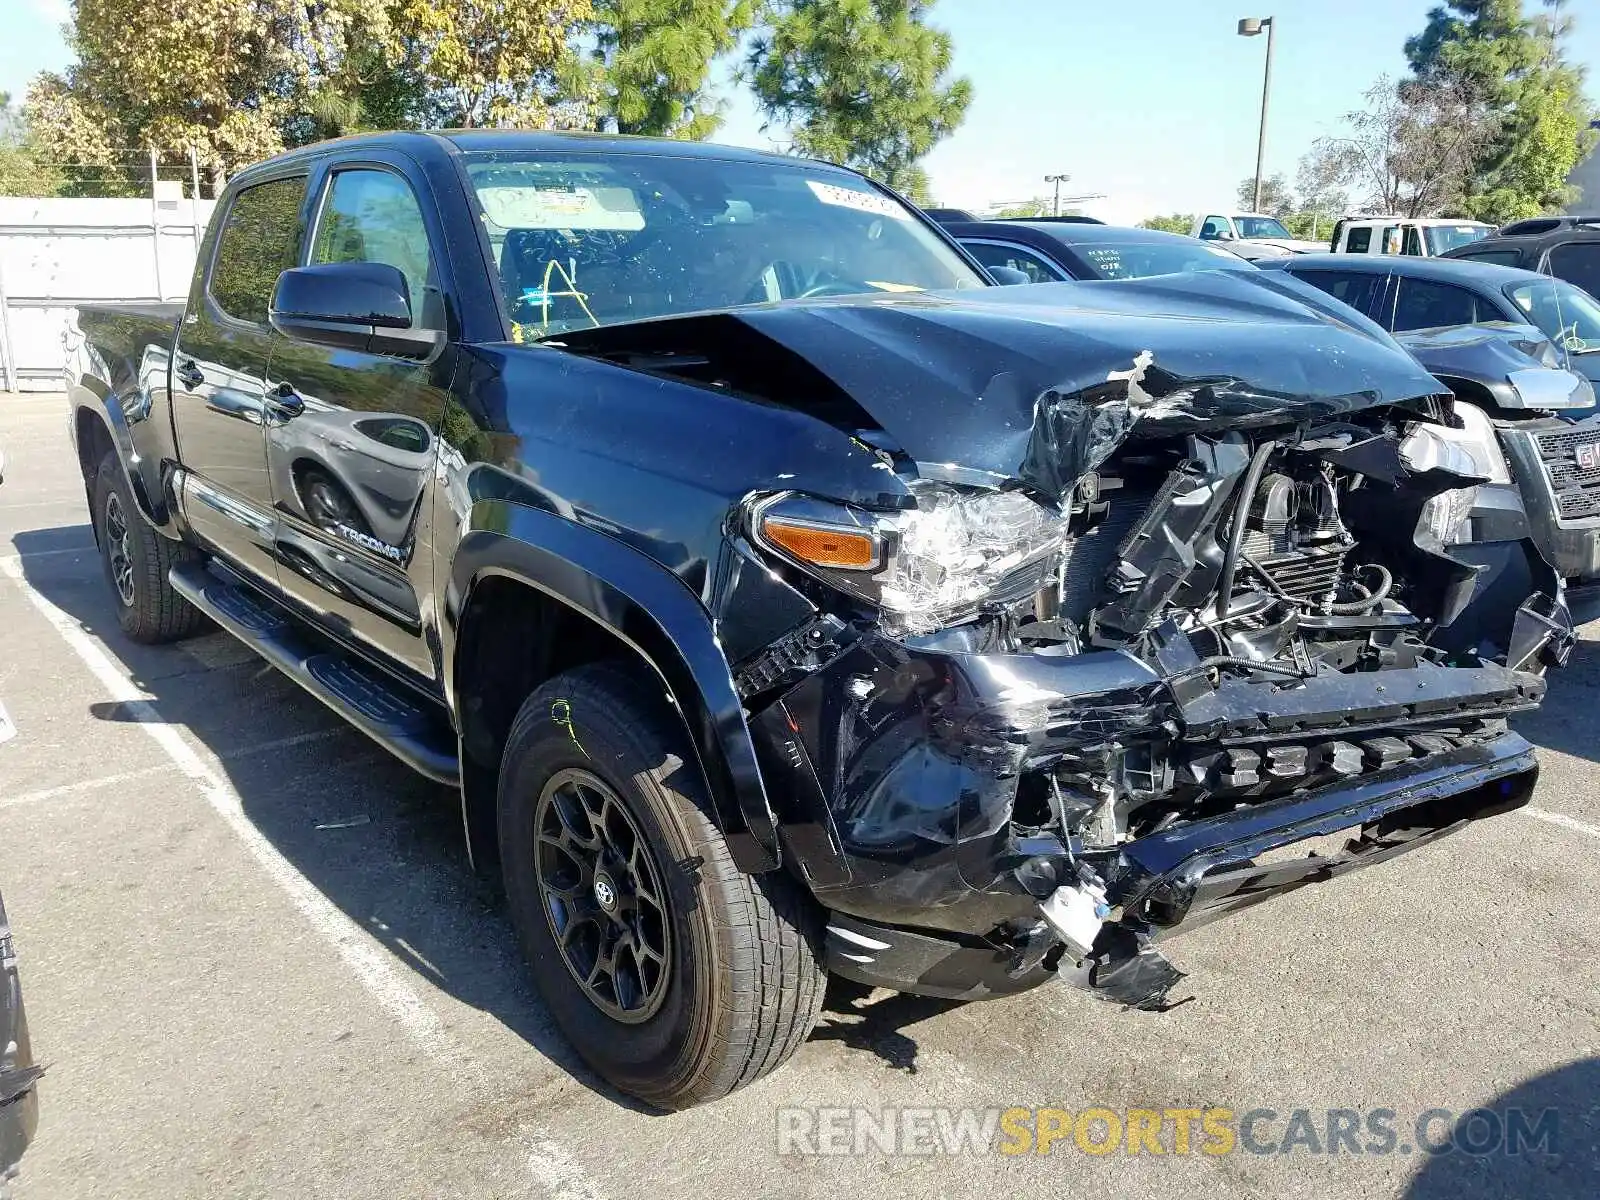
left=1, top=391, right=1598, bottom=1199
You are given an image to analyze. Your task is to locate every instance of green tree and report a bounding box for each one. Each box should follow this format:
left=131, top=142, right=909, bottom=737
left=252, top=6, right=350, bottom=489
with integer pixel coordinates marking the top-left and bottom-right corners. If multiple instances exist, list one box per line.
left=394, top=0, right=590, bottom=128
left=1405, top=0, right=1597, bottom=221
left=747, top=0, right=971, bottom=196
left=1139, top=214, right=1195, bottom=235
left=1235, top=172, right=1295, bottom=217
left=576, top=0, right=758, bottom=137
left=0, top=92, right=66, bottom=197
left=1304, top=75, right=1500, bottom=218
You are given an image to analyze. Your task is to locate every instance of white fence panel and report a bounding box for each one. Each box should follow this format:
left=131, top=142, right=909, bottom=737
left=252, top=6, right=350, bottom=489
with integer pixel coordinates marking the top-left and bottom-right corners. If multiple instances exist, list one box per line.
left=0, top=196, right=217, bottom=392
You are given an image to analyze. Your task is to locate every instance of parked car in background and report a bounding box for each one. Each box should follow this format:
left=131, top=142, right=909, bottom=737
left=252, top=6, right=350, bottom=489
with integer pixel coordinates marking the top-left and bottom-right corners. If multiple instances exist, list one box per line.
left=1262, top=254, right=1600, bottom=389
left=66, top=130, right=1571, bottom=1107
left=948, top=220, right=1253, bottom=282
left=1190, top=211, right=1323, bottom=255
left=1329, top=216, right=1492, bottom=257
left=1441, top=213, right=1600, bottom=300
left=1263, top=252, right=1600, bottom=619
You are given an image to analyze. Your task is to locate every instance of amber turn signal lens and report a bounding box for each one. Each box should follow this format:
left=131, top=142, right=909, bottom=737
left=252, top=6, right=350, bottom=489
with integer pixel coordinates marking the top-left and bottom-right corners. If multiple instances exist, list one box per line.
left=761, top=519, right=880, bottom=570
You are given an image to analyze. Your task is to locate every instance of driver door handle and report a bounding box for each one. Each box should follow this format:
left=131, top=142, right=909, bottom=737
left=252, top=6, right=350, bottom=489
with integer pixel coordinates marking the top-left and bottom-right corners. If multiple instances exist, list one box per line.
left=175, top=360, right=205, bottom=390
left=265, top=383, right=305, bottom=419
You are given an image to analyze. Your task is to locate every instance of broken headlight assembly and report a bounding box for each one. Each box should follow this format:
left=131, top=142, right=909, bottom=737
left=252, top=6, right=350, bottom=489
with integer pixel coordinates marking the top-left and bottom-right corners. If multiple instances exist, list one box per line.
left=1405, top=403, right=1507, bottom=546
left=750, top=482, right=1068, bottom=634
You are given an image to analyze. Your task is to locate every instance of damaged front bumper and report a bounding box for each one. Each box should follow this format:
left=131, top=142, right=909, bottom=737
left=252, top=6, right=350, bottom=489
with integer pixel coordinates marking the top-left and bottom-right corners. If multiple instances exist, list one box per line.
left=820, top=728, right=1537, bottom=1006
left=750, top=623, right=1551, bottom=1008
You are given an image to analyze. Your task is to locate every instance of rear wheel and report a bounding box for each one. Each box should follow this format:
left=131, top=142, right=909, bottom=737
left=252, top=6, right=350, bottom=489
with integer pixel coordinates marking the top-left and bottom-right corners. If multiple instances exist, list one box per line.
left=498, top=662, right=825, bottom=1108
left=92, top=451, right=206, bottom=644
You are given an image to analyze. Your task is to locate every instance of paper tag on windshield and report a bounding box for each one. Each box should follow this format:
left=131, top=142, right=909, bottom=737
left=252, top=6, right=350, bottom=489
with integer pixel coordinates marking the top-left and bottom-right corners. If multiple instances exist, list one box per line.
left=806, top=181, right=910, bottom=220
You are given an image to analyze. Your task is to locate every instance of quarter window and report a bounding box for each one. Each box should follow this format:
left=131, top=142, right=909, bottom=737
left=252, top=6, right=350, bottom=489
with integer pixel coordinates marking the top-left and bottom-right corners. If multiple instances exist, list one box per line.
left=311, top=169, right=436, bottom=325
left=1286, top=269, right=1380, bottom=317
left=209, top=176, right=307, bottom=325
left=1391, top=278, right=1482, bottom=331
left=1344, top=227, right=1372, bottom=254
left=962, top=241, right=1066, bottom=283
left=1548, top=243, right=1600, bottom=299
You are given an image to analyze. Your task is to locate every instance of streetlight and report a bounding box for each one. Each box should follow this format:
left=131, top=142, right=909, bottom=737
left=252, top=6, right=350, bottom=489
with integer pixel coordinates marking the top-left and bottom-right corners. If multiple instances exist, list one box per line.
left=1044, top=173, right=1071, bottom=217
left=1237, top=16, right=1275, bottom=214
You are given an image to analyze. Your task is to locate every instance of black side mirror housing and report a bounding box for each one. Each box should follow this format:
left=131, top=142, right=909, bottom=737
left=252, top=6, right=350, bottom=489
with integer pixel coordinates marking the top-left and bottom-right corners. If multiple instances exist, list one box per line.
left=270, top=262, right=444, bottom=360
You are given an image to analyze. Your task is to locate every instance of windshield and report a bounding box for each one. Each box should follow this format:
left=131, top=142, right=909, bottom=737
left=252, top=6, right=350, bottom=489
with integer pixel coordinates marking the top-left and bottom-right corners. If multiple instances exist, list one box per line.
left=1075, top=240, right=1253, bottom=280
left=1507, top=279, right=1600, bottom=354
left=1425, top=225, right=1491, bottom=255
left=462, top=152, right=985, bottom=337
left=1236, top=216, right=1292, bottom=239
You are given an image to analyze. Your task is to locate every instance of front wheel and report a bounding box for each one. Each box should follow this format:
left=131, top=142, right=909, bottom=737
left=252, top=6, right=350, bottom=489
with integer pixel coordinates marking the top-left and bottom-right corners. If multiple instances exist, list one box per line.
left=497, top=663, right=825, bottom=1108
left=91, top=451, right=206, bottom=644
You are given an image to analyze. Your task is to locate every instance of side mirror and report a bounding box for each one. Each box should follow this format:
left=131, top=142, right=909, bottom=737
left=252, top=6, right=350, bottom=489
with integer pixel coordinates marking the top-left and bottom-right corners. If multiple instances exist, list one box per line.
left=270, top=262, right=444, bottom=360
left=987, top=266, right=1032, bottom=286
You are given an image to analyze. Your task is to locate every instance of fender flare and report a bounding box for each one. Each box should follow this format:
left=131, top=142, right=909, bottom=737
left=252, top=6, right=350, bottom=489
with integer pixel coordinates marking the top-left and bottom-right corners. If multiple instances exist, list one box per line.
left=445, top=501, right=780, bottom=873
left=69, top=384, right=172, bottom=528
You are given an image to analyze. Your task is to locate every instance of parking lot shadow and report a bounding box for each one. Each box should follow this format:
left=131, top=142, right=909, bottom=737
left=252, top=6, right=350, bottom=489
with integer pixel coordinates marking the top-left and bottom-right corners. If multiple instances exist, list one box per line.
left=1509, top=635, right=1600, bottom=766
left=9, top=526, right=657, bottom=1114
left=1402, top=1057, right=1599, bottom=1200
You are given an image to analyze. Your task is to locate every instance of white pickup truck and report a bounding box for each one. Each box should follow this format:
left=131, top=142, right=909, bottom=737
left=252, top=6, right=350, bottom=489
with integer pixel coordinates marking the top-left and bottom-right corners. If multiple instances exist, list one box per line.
left=1329, top=216, right=1492, bottom=256
left=1190, top=211, right=1323, bottom=256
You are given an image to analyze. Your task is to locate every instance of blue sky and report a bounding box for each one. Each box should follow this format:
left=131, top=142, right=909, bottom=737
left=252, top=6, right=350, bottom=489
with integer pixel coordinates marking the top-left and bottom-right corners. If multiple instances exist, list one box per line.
left=6, top=0, right=1598, bottom=221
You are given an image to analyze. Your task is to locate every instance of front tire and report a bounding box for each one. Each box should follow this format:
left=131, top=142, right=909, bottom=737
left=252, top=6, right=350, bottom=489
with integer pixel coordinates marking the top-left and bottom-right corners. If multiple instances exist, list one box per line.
left=498, top=663, right=825, bottom=1108
left=91, top=451, right=206, bottom=644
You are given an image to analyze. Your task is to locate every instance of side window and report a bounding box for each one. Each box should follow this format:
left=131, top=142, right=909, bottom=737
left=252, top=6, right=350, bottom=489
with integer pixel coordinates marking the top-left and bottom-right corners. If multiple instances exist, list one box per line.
left=961, top=241, right=1067, bottom=283
left=310, top=169, right=435, bottom=326
left=1199, top=216, right=1229, bottom=240
left=1455, top=250, right=1522, bottom=267
left=1381, top=226, right=1402, bottom=255
left=208, top=176, right=307, bottom=325
left=1548, top=243, right=1600, bottom=298
left=1345, top=227, right=1372, bottom=254
left=1401, top=226, right=1423, bottom=256
left=1287, top=269, right=1379, bottom=317
left=1392, top=278, right=1481, bottom=331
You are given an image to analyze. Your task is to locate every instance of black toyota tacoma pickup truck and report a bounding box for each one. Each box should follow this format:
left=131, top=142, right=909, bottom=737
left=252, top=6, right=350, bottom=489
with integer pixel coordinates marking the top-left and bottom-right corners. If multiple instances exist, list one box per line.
left=67, top=131, right=1573, bottom=1109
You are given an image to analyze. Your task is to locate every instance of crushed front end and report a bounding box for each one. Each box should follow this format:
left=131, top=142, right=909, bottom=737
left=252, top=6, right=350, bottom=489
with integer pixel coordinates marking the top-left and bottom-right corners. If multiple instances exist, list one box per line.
left=721, top=312, right=1569, bottom=1010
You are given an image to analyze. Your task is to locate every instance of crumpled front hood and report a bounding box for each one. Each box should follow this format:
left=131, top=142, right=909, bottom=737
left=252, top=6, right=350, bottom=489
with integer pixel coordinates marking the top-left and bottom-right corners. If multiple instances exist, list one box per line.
left=1396, top=321, right=1597, bottom=413
left=727, top=271, right=1447, bottom=499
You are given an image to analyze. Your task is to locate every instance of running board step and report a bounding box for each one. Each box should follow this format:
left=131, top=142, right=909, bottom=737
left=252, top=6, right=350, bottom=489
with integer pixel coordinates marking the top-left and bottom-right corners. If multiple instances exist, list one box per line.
left=169, top=562, right=459, bottom=784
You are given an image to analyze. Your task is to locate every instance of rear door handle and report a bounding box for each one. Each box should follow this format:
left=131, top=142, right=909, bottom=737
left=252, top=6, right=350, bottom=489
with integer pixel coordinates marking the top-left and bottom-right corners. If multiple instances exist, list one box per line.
left=175, top=361, right=205, bottom=390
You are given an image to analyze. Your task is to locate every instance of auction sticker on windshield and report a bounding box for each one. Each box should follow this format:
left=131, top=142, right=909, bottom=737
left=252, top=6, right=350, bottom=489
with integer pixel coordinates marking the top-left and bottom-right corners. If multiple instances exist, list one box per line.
left=806, top=180, right=911, bottom=220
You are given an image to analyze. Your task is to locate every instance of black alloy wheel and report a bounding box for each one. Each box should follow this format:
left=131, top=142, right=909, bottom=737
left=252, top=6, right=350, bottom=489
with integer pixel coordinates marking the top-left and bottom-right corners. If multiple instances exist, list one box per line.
left=102, top=489, right=135, bottom=607
left=534, top=766, right=672, bottom=1023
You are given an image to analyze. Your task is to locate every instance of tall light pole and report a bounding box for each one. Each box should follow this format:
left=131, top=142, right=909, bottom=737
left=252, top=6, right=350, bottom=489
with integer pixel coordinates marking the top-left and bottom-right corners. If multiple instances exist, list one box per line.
left=1044, top=173, right=1071, bottom=216
left=1237, top=16, right=1275, bottom=213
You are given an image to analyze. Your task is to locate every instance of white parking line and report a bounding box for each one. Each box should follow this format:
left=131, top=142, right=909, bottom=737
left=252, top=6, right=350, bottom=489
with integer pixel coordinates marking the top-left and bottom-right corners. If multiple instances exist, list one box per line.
left=0, top=554, right=448, bottom=1050
left=0, top=555, right=613, bottom=1198
left=1524, top=805, right=1600, bottom=842
left=0, top=727, right=353, bottom=811
left=0, top=546, right=94, bottom=567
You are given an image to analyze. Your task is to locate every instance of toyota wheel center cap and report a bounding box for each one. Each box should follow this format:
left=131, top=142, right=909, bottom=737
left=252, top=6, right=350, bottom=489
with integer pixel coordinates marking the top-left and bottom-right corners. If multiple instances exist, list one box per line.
left=593, top=872, right=618, bottom=912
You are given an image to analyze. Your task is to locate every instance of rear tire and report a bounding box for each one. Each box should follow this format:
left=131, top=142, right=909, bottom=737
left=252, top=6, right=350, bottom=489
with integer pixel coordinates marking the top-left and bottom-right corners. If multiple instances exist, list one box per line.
left=91, top=451, right=206, bottom=644
left=497, top=662, right=825, bottom=1109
